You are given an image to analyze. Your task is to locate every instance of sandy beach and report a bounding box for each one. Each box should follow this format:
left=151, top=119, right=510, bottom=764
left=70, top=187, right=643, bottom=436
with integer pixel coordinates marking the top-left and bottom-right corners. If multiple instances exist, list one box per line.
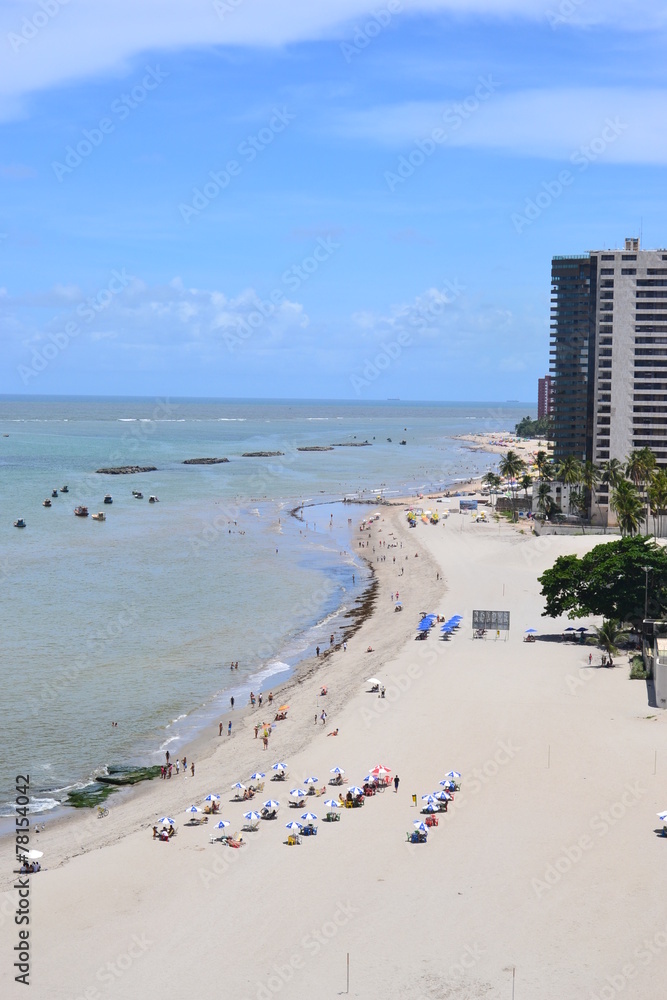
left=3, top=504, right=667, bottom=999
left=456, top=431, right=552, bottom=464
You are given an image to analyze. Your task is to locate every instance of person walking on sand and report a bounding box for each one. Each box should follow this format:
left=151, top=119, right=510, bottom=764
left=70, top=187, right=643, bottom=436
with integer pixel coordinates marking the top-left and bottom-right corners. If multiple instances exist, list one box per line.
left=219, top=721, right=223, bottom=736
left=394, top=774, right=400, bottom=793
left=316, top=646, right=320, bottom=657
left=228, top=721, right=232, bottom=736
left=191, top=762, right=195, bottom=777
left=230, top=696, right=235, bottom=709
left=254, top=724, right=259, bottom=739
left=263, top=734, right=269, bottom=750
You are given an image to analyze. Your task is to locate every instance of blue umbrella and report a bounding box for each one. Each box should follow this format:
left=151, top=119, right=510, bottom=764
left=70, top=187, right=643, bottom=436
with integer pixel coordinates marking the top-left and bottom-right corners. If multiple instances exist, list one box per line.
left=214, top=820, right=230, bottom=829
left=303, top=776, right=319, bottom=785
left=444, top=770, right=461, bottom=780
left=301, top=812, right=318, bottom=823
left=262, top=799, right=281, bottom=811
left=289, top=788, right=307, bottom=798
left=285, top=821, right=302, bottom=832
left=272, top=762, right=288, bottom=771
left=157, top=816, right=175, bottom=826
left=203, top=793, right=220, bottom=802
left=525, top=628, right=537, bottom=634
left=249, top=772, right=265, bottom=781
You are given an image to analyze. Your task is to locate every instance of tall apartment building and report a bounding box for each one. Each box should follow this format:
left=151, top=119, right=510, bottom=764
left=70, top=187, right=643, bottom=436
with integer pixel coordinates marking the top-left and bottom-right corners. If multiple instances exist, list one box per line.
left=537, top=375, right=553, bottom=419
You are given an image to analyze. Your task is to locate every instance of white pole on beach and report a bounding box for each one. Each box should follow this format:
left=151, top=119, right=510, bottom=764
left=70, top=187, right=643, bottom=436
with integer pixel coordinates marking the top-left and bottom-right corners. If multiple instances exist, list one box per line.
left=512, top=965, right=516, bottom=998
left=346, top=953, right=350, bottom=993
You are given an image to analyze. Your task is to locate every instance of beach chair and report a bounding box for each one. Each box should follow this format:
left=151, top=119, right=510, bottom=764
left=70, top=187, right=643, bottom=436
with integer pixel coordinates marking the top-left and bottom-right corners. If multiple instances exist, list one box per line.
left=286, top=834, right=301, bottom=846
left=325, top=811, right=340, bottom=822
left=242, top=819, right=259, bottom=832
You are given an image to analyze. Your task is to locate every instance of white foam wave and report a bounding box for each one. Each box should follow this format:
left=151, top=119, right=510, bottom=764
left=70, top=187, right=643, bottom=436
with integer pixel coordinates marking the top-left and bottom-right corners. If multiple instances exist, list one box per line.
left=248, top=660, right=291, bottom=684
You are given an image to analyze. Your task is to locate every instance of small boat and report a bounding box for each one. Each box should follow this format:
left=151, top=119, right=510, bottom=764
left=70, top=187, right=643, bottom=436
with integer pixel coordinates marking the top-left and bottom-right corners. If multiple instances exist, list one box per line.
left=60, top=485, right=69, bottom=493
left=74, top=506, right=89, bottom=517
left=148, top=496, right=159, bottom=503
left=104, top=495, right=113, bottom=504
left=399, top=440, right=407, bottom=446
left=132, top=490, right=143, bottom=499
left=91, top=512, right=106, bottom=521
left=14, top=518, right=26, bottom=528
left=43, top=499, right=52, bottom=508
left=51, top=489, right=58, bottom=498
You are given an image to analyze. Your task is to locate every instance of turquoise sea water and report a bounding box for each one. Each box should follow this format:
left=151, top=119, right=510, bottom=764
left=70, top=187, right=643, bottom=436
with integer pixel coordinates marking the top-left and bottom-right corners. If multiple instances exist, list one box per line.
left=0, top=396, right=532, bottom=816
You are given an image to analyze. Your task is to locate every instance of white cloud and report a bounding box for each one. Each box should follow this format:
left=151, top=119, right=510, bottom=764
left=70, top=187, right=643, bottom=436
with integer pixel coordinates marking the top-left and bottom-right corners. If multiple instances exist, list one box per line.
left=0, top=0, right=663, bottom=120
left=335, top=87, right=667, bottom=164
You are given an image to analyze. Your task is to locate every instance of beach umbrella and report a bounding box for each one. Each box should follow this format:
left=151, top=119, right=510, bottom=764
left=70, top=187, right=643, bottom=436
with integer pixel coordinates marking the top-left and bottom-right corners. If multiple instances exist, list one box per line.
left=249, top=772, right=265, bottom=781
left=323, top=799, right=340, bottom=809
left=301, top=812, right=318, bottom=823
left=272, top=762, right=288, bottom=772
left=214, top=820, right=230, bottom=830
left=263, top=800, right=281, bottom=811
left=421, top=793, right=437, bottom=801
left=366, top=678, right=381, bottom=685
left=525, top=628, right=537, bottom=634
left=433, top=791, right=452, bottom=801
left=22, top=850, right=44, bottom=860
left=423, top=804, right=438, bottom=813
left=185, top=805, right=201, bottom=815
left=243, top=811, right=261, bottom=823
left=370, top=764, right=391, bottom=775
left=563, top=627, right=576, bottom=632
left=303, top=776, right=319, bottom=785
left=658, top=811, right=667, bottom=821
left=348, top=786, right=364, bottom=797
left=285, top=821, right=302, bottom=832
left=231, top=782, right=246, bottom=792
left=278, top=704, right=290, bottom=712
left=329, top=766, right=345, bottom=775
left=289, top=788, right=307, bottom=798
left=443, top=771, right=461, bottom=780
left=157, top=817, right=175, bottom=826
left=203, top=793, right=220, bottom=802
left=413, top=821, right=428, bottom=833
left=576, top=626, right=589, bottom=632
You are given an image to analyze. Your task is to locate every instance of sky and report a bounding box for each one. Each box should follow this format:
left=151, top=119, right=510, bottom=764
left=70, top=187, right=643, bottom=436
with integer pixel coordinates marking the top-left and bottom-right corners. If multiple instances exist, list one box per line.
left=1, top=0, right=666, bottom=401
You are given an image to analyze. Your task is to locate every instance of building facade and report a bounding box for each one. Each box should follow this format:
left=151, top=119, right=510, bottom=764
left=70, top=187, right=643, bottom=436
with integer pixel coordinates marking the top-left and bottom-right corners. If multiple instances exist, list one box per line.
left=550, top=238, right=667, bottom=521
left=537, top=375, right=553, bottom=419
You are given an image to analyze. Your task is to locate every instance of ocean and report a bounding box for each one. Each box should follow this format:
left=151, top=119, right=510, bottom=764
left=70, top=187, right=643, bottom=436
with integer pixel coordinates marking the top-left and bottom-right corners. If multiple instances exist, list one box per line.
left=0, top=396, right=532, bottom=818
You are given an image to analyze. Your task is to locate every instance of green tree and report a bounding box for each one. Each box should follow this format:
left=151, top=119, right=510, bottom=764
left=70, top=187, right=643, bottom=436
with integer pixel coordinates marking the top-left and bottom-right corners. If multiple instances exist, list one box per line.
left=499, top=450, right=526, bottom=522
left=520, top=473, right=533, bottom=496
left=610, top=479, right=644, bottom=536
left=599, top=458, right=624, bottom=490
left=555, top=455, right=583, bottom=515
left=535, top=481, right=559, bottom=521
left=587, top=619, right=631, bottom=656
left=538, top=535, right=667, bottom=628
left=535, top=450, right=553, bottom=481
left=580, top=460, right=600, bottom=521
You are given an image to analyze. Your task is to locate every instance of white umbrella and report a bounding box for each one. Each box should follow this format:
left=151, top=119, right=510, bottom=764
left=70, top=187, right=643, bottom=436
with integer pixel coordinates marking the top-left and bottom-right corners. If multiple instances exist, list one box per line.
left=249, top=772, right=265, bottom=781
left=421, top=793, right=437, bottom=801
left=157, top=816, right=175, bottom=826
left=413, top=821, right=428, bottom=833
left=185, top=805, right=201, bottom=814
left=329, top=766, right=345, bottom=775
left=658, top=811, right=667, bottom=821
left=324, top=799, right=340, bottom=809
left=444, top=770, right=461, bottom=780
left=272, top=762, right=288, bottom=771
left=348, top=786, right=364, bottom=797
left=303, top=776, right=319, bottom=785
left=370, top=764, right=391, bottom=775
left=301, top=812, right=318, bottom=823
left=22, top=849, right=44, bottom=859
left=203, top=793, right=220, bottom=802
left=231, top=782, right=246, bottom=791
left=289, top=787, right=307, bottom=798
left=285, top=821, right=302, bottom=832
left=243, top=811, right=261, bottom=823
left=423, top=804, right=438, bottom=813
left=433, top=791, right=451, bottom=801
left=263, top=800, right=281, bottom=811
left=366, top=678, right=381, bottom=685
left=214, top=820, right=230, bottom=829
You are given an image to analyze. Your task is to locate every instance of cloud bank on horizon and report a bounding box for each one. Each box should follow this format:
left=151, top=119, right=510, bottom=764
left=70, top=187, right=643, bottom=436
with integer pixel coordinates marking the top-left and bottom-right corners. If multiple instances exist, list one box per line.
left=1, top=0, right=665, bottom=399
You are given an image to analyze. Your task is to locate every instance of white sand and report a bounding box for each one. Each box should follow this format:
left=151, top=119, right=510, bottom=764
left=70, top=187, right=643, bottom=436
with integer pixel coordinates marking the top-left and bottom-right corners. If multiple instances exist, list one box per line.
left=2, top=509, right=666, bottom=999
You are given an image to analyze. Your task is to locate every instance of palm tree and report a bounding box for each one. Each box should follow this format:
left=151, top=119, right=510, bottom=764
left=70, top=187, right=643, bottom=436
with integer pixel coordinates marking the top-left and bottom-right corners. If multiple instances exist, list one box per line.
left=535, top=481, right=559, bottom=521
left=580, top=460, right=600, bottom=522
left=535, top=450, right=552, bottom=480
left=481, top=472, right=501, bottom=508
left=520, top=473, right=532, bottom=497
left=587, top=619, right=631, bottom=656
left=626, top=447, right=657, bottom=533
left=648, top=468, right=667, bottom=537
left=599, top=458, right=624, bottom=490
left=555, top=455, right=583, bottom=516
left=499, top=450, right=526, bottom=522
left=610, top=479, right=644, bottom=536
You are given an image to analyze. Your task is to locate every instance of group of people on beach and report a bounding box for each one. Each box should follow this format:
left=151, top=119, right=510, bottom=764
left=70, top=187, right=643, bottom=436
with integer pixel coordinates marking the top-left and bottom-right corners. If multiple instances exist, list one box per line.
left=161, top=750, right=194, bottom=779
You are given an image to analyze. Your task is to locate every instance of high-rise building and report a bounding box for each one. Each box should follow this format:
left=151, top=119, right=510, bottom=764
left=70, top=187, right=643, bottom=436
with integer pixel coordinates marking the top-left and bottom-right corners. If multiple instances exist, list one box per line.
left=550, top=237, right=667, bottom=519
left=537, top=375, right=553, bottom=420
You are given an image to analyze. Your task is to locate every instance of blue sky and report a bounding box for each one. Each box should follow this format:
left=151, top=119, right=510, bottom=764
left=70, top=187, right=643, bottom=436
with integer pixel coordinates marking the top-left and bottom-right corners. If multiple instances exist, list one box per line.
left=1, top=0, right=666, bottom=400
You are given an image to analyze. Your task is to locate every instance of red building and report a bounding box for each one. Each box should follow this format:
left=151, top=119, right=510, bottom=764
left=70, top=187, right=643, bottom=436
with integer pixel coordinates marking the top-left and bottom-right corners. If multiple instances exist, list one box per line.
left=538, top=375, right=553, bottom=420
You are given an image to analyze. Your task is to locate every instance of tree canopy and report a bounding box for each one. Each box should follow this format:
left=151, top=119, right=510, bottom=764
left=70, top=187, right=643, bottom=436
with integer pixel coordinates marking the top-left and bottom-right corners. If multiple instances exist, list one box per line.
left=515, top=415, right=552, bottom=438
left=538, top=535, right=667, bottom=627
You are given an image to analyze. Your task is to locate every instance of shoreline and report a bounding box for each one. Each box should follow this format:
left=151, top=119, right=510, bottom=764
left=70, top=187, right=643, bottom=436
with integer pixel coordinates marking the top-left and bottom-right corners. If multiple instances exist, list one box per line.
left=0, top=500, right=447, bottom=890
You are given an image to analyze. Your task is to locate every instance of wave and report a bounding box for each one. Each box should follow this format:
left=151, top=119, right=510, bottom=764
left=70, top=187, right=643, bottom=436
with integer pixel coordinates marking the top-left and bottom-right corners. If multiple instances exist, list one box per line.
left=218, top=418, right=246, bottom=421
left=248, top=660, right=292, bottom=685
